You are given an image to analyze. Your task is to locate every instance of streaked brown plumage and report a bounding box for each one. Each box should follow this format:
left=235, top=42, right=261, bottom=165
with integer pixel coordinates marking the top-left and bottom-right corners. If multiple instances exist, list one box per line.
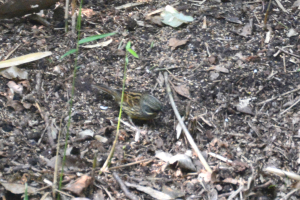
left=92, top=84, right=162, bottom=120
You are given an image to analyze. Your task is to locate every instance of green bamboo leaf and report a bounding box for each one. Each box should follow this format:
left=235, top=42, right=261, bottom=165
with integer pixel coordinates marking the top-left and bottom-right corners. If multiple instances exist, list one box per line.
left=127, top=48, right=139, bottom=58
left=126, top=41, right=131, bottom=50
left=78, top=32, right=116, bottom=44
left=61, top=49, right=78, bottom=59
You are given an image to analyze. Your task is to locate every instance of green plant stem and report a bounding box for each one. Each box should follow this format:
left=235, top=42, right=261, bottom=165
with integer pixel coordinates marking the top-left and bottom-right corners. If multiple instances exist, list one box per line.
left=57, top=0, right=83, bottom=199
left=99, top=50, right=128, bottom=174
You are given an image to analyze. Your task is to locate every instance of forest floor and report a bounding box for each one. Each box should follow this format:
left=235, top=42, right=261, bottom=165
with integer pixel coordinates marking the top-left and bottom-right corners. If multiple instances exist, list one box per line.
left=1, top=0, right=300, bottom=199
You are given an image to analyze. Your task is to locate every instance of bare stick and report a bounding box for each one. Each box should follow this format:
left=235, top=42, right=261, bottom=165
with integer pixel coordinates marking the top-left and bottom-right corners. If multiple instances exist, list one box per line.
left=113, top=172, right=139, bottom=200
left=275, top=47, right=300, bottom=58
left=109, top=158, right=154, bottom=170
left=164, top=72, right=212, bottom=173
left=280, top=96, right=300, bottom=115
left=256, top=85, right=300, bottom=105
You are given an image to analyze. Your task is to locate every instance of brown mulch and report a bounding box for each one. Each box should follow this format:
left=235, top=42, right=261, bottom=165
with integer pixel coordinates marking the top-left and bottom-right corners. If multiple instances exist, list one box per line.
left=1, top=0, right=300, bottom=199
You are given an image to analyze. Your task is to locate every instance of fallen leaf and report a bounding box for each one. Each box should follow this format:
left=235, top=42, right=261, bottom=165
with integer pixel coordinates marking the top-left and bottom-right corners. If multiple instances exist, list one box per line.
left=225, top=16, right=242, bottom=24
left=0, top=182, right=37, bottom=194
left=7, top=81, right=23, bottom=94
left=149, top=15, right=163, bottom=26
left=0, top=52, right=52, bottom=69
left=207, top=65, right=229, bottom=73
left=6, top=100, right=24, bottom=111
left=22, top=102, right=32, bottom=109
left=161, top=5, right=194, bottom=27
left=169, top=154, right=196, bottom=171
left=236, top=98, right=255, bottom=115
left=173, top=84, right=191, bottom=98
left=64, top=175, right=92, bottom=196
left=162, top=185, right=185, bottom=198
left=19, top=80, right=31, bottom=91
left=78, top=129, right=94, bottom=138
left=207, top=56, right=217, bottom=64
left=287, top=28, right=298, bottom=37
left=125, top=182, right=173, bottom=199
left=169, top=38, right=188, bottom=50
left=82, top=8, right=95, bottom=18
left=232, top=19, right=253, bottom=37
left=0, top=66, right=28, bottom=79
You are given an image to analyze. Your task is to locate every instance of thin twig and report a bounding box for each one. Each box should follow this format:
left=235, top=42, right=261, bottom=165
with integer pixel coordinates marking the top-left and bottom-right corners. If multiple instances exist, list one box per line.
left=113, top=172, right=139, bottom=200
left=275, top=47, right=300, bottom=58
left=164, top=72, right=212, bottom=173
left=280, top=96, right=300, bottom=115
left=257, top=85, right=300, bottom=105
left=109, top=158, right=154, bottom=170
left=4, top=44, right=21, bottom=60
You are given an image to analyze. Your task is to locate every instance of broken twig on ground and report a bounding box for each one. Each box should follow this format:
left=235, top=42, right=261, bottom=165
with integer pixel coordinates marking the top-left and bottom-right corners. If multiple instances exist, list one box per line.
left=164, top=72, right=212, bottom=173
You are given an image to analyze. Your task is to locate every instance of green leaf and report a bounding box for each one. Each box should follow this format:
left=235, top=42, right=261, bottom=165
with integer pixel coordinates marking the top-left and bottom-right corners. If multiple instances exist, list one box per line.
left=150, top=41, right=154, bottom=48
left=127, top=48, right=139, bottom=58
left=297, top=68, right=300, bottom=72
left=61, top=49, right=78, bottom=59
left=24, top=183, right=28, bottom=200
left=126, top=41, right=131, bottom=50
left=78, top=32, right=116, bottom=44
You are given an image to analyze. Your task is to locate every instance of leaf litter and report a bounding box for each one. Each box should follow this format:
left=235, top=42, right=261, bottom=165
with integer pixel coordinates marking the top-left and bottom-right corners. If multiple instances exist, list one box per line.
left=0, top=0, right=300, bottom=199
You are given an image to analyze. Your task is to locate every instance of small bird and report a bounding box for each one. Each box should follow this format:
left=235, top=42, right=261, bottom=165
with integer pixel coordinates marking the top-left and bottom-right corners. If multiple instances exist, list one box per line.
left=92, top=84, right=162, bottom=120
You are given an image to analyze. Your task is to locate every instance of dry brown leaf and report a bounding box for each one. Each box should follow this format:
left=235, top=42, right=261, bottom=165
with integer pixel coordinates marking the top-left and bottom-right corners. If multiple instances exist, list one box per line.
left=198, top=170, right=212, bottom=182
left=0, top=66, right=28, bottom=79
left=223, top=178, right=239, bottom=185
left=173, top=84, right=191, bottom=99
left=0, top=182, right=37, bottom=194
left=0, top=52, right=52, bottom=69
left=207, top=56, right=217, bottom=64
left=6, top=100, right=24, bottom=111
left=150, top=15, right=163, bottom=26
left=22, top=102, right=32, bottom=109
left=19, top=80, right=31, bottom=91
left=64, top=175, right=92, bottom=196
left=82, top=8, right=95, bottom=18
left=7, top=81, right=23, bottom=94
left=207, top=65, right=229, bottom=73
left=169, top=38, right=188, bottom=50
left=232, top=19, right=253, bottom=37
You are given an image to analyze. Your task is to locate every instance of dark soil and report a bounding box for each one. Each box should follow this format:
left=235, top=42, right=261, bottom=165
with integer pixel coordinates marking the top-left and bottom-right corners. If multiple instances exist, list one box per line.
left=1, top=0, right=300, bottom=199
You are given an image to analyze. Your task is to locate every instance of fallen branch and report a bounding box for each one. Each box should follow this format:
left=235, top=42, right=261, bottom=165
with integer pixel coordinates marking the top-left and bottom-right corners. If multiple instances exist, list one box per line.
left=113, top=172, right=139, bottom=200
left=164, top=72, right=212, bottom=173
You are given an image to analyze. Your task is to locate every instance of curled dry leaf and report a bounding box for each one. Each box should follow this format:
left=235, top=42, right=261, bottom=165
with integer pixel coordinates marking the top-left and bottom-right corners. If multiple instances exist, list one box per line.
left=7, top=81, right=23, bottom=94
left=169, top=38, right=188, bottom=50
left=169, top=154, right=196, bottom=171
left=207, top=65, right=229, bottom=73
left=232, top=19, right=253, bottom=37
left=173, top=84, right=191, bottom=99
left=0, top=181, right=37, bottom=194
left=125, top=182, right=173, bottom=199
left=6, top=100, right=24, bottom=111
left=0, top=66, right=28, bottom=79
left=82, top=8, right=95, bottom=18
left=148, top=15, right=163, bottom=26
left=161, top=5, right=194, bottom=27
left=162, top=185, right=185, bottom=199
left=236, top=97, right=255, bottom=115
left=64, top=175, right=92, bottom=196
